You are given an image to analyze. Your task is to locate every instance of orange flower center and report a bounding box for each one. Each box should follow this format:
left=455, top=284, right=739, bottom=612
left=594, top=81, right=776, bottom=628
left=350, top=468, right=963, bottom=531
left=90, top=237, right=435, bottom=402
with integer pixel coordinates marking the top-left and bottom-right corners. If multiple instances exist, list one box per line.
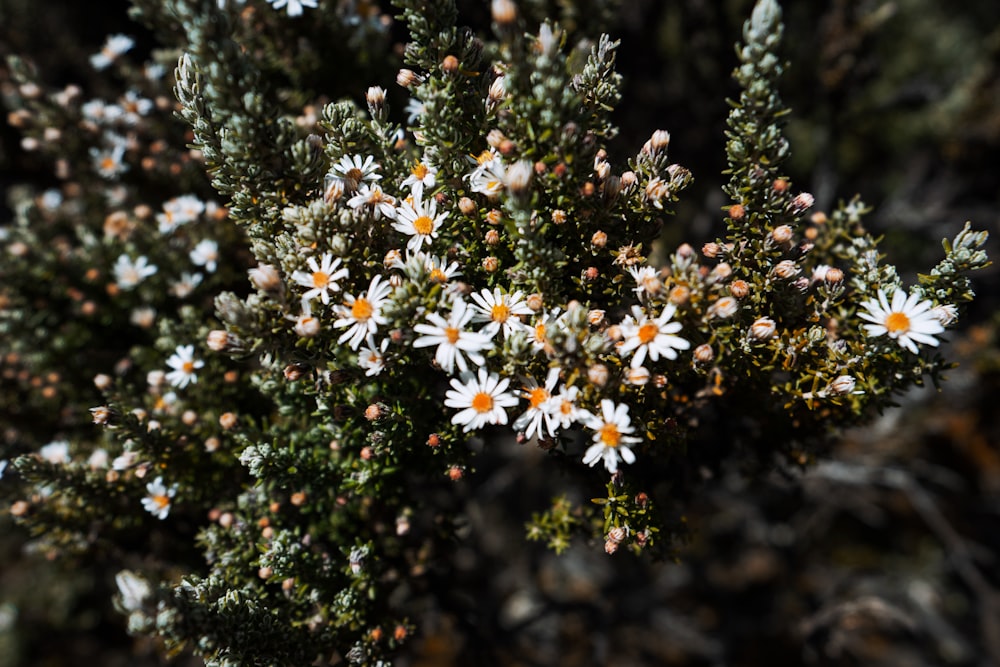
left=312, top=271, right=329, bottom=288
left=182, top=361, right=195, bottom=373
left=491, top=303, right=511, bottom=323
left=560, top=400, right=574, bottom=415
left=351, top=297, right=373, bottom=321
left=445, top=327, right=461, bottom=344
left=527, top=387, right=549, bottom=409
left=885, top=311, right=911, bottom=333
left=153, top=494, right=170, bottom=509
left=101, top=156, right=116, bottom=171
left=534, top=323, right=546, bottom=343
left=413, top=215, right=434, bottom=235
left=637, top=322, right=659, bottom=344
left=429, top=268, right=447, bottom=283
left=471, top=392, right=493, bottom=413
left=599, top=423, right=621, bottom=448
left=412, top=163, right=429, bottom=179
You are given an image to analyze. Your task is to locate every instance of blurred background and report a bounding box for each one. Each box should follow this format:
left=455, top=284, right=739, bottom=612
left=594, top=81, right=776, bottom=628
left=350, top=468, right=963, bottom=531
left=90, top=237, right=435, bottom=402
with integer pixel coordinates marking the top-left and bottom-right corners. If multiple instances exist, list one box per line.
left=1, top=0, right=998, bottom=665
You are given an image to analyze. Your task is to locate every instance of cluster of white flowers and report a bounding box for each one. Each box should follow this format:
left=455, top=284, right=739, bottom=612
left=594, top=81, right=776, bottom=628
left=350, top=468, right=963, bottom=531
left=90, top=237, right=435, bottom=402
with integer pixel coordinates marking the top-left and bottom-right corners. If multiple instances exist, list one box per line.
left=274, top=152, right=715, bottom=475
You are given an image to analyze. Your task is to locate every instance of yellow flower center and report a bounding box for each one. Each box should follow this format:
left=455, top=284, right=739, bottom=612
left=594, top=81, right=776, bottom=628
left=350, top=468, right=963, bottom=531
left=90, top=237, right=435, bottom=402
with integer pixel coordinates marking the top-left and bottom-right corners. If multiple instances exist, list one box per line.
left=429, top=268, right=447, bottom=283
left=475, top=150, right=493, bottom=165
left=527, top=387, right=549, bottom=409
left=351, top=297, right=373, bottom=321
left=413, top=215, right=434, bottom=235
left=182, top=361, right=195, bottom=373
left=560, top=400, right=574, bottom=415
left=412, top=163, right=429, bottom=179
left=534, top=323, right=546, bottom=343
left=471, top=392, right=493, bottom=413
left=491, top=303, right=511, bottom=323
left=312, top=271, right=329, bottom=288
left=153, top=494, right=170, bottom=509
left=445, top=327, right=460, bottom=344
left=599, top=423, right=621, bottom=448
left=637, top=322, right=659, bottom=344
left=885, top=311, right=911, bottom=334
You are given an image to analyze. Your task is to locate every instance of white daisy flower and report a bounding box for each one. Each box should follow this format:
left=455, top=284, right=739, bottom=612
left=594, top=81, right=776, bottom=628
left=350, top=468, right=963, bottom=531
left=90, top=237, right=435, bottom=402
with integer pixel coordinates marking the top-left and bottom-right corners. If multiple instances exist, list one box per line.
left=423, top=254, right=462, bottom=284
left=189, top=239, right=220, bottom=273
left=858, top=287, right=945, bottom=354
left=334, top=274, right=393, bottom=350
left=267, top=0, right=318, bottom=17
left=628, top=265, right=662, bottom=299
left=392, top=195, right=448, bottom=251
left=91, top=141, right=128, bottom=179
left=90, top=34, right=134, bottom=70
left=170, top=272, right=204, bottom=299
left=618, top=304, right=690, bottom=368
left=39, top=440, right=70, bottom=464
left=445, top=368, right=519, bottom=432
left=582, top=399, right=641, bottom=473
left=549, top=383, right=584, bottom=430
left=470, top=287, right=532, bottom=339
left=113, top=254, right=158, bottom=290
left=347, top=183, right=397, bottom=219
left=358, top=336, right=390, bottom=377
left=119, top=90, right=154, bottom=125
left=467, top=150, right=506, bottom=198
left=412, top=298, right=493, bottom=374
left=115, top=570, right=151, bottom=612
left=165, top=344, right=204, bottom=389
left=157, top=195, right=205, bottom=234
left=512, top=368, right=561, bottom=439
left=291, top=252, right=349, bottom=305
left=401, top=160, right=437, bottom=199
left=528, top=308, right=564, bottom=355
left=141, top=477, right=177, bottom=520
left=404, top=98, right=426, bottom=124
left=330, top=154, right=381, bottom=192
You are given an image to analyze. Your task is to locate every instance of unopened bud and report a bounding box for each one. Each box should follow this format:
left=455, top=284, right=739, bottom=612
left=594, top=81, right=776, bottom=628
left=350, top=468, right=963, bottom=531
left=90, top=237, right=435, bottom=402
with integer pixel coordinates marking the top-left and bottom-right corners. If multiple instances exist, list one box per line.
left=749, top=317, right=777, bottom=341
left=771, top=225, right=793, bottom=244
left=693, top=343, right=714, bottom=363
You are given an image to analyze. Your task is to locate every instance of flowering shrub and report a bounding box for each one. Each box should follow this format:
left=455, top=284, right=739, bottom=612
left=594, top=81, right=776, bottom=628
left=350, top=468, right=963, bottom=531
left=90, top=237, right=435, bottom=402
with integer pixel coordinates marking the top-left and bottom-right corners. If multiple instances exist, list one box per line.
left=0, top=0, right=989, bottom=664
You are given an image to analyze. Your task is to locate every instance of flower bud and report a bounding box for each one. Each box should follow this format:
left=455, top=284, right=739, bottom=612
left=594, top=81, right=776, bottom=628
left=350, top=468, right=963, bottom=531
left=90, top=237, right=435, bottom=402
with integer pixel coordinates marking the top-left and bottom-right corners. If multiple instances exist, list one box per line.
left=828, top=375, right=856, bottom=395
left=749, top=317, right=777, bottom=341
left=702, top=242, right=722, bottom=259
left=693, top=343, right=714, bottom=363
left=396, top=68, right=420, bottom=88
left=249, top=264, right=282, bottom=292
left=771, top=225, right=793, bottom=244
left=707, top=296, right=738, bottom=319
left=790, top=192, right=815, bottom=215
left=772, top=260, right=800, bottom=280
left=591, top=231, right=608, bottom=249
left=482, top=256, right=499, bottom=273
left=458, top=197, right=477, bottom=216
left=626, top=367, right=650, bottom=386
left=441, top=55, right=459, bottom=74
left=588, top=363, right=609, bottom=387
left=491, top=0, right=517, bottom=24
left=729, top=279, right=750, bottom=299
